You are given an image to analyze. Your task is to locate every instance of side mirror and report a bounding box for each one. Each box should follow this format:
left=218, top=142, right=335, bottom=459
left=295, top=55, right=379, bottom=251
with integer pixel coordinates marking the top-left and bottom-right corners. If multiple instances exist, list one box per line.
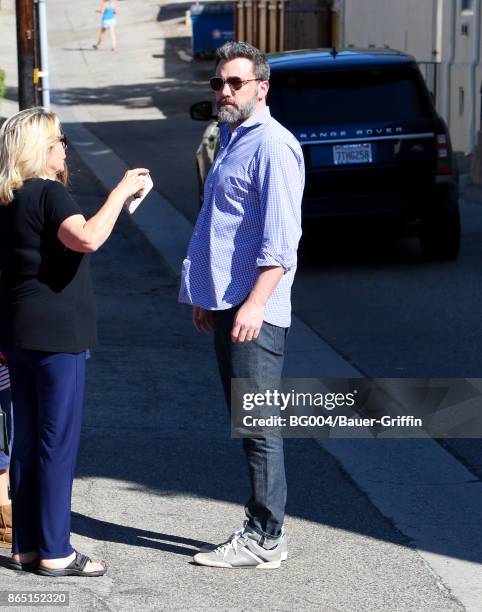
left=190, top=100, right=217, bottom=121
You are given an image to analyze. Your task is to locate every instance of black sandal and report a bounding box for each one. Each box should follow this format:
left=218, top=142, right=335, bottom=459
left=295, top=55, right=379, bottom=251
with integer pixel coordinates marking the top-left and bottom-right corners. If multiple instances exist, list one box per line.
left=8, top=559, right=38, bottom=572
left=36, top=551, right=107, bottom=577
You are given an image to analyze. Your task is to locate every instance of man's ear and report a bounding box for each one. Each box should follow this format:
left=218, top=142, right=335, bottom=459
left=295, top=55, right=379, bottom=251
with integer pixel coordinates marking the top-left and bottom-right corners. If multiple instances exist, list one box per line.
left=259, top=80, right=270, bottom=100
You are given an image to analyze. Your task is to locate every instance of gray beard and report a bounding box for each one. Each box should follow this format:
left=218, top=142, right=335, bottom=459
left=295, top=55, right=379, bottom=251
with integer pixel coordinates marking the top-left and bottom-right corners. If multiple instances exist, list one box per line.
left=217, top=93, right=258, bottom=125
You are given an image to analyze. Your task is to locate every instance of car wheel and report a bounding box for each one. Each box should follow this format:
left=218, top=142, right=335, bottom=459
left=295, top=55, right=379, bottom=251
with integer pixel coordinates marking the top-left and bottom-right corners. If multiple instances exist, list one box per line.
left=419, top=199, right=461, bottom=261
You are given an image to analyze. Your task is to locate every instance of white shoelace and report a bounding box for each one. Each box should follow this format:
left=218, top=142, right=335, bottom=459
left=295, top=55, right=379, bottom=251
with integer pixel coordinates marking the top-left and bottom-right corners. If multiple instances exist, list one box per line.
left=214, top=521, right=249, bottom=557
left=215, top=532, right=249, bottom=558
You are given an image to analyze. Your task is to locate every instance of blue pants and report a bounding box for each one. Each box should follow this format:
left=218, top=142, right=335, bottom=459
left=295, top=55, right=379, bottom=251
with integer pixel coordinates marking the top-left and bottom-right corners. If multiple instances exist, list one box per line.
left=2, top=348, right=85, bottom=559
left=213, top=307, right=288, bottom=539
left=0, top=388, right=13, bottom=469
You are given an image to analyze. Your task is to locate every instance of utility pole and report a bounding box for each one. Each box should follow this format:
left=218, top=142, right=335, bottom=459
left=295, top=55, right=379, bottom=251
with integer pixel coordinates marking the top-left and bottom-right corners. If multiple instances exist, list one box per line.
left=15, top=0, right=38, bottom=109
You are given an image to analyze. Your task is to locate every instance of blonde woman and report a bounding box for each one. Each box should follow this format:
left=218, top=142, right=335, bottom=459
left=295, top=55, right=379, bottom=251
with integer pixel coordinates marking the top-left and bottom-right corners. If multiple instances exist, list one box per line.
left=0, top=108, right=148, bottom=576
left=93, top=0, right=118, bottom=51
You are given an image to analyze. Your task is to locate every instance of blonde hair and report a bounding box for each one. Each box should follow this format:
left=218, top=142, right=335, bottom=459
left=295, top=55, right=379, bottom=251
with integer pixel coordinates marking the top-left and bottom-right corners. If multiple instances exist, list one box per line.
left=0, top=107, right=68, bottom=205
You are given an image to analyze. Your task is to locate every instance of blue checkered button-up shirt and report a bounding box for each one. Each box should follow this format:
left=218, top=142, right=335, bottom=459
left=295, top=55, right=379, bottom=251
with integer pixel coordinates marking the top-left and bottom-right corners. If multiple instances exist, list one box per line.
left=179, top=106, right=304, bottom=328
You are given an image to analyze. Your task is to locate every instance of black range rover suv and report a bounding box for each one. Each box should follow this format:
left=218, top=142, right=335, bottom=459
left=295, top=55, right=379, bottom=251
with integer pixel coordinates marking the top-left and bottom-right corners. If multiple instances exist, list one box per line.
left=191, top=48, right=460, bottom=261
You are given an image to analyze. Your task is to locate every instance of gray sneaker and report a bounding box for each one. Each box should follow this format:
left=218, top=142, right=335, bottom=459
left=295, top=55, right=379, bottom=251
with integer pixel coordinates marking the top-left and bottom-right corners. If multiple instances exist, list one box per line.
left=194, top=526, right=286, bottom=569
left=198, top=522, right=288, bottom=562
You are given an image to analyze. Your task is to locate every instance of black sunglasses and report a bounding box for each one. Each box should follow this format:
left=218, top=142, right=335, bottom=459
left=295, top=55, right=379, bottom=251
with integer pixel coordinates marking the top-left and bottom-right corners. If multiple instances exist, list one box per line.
left=59, top=134, right=68, bottom=149
left=209, top=76, right=261, bottom=92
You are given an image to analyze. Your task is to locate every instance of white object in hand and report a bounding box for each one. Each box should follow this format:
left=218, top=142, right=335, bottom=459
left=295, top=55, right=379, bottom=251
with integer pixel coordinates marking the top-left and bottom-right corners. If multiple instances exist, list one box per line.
left=124, top=174, right=153, bottom=214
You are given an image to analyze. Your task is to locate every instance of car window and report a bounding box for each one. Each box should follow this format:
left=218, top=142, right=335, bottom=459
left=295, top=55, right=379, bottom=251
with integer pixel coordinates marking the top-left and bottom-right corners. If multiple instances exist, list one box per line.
left=268, top=67, right=432, bottom=127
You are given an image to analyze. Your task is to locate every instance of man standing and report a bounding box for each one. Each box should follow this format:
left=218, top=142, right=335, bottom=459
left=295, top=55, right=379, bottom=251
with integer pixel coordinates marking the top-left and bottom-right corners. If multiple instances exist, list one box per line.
left=179, top=41, right=304, bottom=569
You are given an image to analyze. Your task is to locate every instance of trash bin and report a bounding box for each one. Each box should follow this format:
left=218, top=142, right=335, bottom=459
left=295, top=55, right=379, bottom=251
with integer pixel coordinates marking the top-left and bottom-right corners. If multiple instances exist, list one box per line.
left=190, top=2, right=235, bottom=58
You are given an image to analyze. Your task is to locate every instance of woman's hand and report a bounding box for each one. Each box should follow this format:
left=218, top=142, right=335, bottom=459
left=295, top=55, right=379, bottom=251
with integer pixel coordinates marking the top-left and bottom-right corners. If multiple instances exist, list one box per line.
left=58, top=168, right=149, bottom=254
left=114, top=169, right=149, bottom=201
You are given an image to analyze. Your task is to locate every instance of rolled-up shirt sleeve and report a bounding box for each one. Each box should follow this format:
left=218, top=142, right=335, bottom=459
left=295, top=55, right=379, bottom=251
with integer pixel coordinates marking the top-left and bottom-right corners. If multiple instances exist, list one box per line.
left=255, top=137, right=305, bottom=272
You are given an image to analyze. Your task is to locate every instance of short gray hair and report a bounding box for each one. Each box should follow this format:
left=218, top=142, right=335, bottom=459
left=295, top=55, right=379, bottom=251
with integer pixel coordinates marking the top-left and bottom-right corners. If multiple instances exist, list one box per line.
left=215, top=41, right=270, bottom=81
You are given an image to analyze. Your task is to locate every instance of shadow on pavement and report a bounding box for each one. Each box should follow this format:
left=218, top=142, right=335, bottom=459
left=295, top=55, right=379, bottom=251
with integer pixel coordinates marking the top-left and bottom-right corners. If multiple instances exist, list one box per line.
left=71, top=513, right=206, bottom=557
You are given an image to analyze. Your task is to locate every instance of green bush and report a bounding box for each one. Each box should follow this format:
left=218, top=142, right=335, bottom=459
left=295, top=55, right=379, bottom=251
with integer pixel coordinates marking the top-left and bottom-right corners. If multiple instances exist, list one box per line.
left=0, top=68, right=5, bottom=101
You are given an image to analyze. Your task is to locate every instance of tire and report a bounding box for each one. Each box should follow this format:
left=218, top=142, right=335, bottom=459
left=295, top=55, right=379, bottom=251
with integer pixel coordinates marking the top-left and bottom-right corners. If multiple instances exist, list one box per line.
left=419, top=199, right=461, bottom=261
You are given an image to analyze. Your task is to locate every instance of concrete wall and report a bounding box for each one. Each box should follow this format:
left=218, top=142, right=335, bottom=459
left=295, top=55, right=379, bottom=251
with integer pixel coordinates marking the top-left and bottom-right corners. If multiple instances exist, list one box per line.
left=343, top=0, right=435, bottom=60
left=451, top=1, right=482, bottom=152
left=341, top=0, right=482, bottom=153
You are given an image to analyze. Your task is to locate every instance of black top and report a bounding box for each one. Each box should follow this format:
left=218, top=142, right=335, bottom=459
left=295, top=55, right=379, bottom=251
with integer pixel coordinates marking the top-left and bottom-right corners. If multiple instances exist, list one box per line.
left=0, top=178, right=97, bottom=352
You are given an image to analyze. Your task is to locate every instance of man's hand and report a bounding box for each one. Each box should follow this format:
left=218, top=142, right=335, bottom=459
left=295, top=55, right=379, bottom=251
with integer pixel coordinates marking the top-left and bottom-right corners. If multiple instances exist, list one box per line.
left=193, top=306, right=213, bottom=333
left=231, top=300, right=264, bottom=343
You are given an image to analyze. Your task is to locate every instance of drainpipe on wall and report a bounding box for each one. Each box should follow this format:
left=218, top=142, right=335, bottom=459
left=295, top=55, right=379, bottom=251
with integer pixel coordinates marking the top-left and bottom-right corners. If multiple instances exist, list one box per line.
left=468, top=0, right=481, bottom=152
left=435, top=0, right=443, bottom=63
left=432, top=0, right=438, bottom=61
left=440, top=0, right=455, bottom=125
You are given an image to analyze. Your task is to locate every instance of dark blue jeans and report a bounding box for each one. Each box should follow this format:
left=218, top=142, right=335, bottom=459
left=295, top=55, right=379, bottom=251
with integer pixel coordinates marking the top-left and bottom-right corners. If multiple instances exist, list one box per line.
left=2, top=348, right=85, bottom=559
left=213, top=307, right=288, bottom=540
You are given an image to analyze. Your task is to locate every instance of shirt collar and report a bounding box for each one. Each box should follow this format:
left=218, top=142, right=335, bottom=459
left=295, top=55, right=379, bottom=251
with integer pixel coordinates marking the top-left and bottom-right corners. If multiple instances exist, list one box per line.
left=240, top=105, right=271, bottom=129
left=220, top=106, right=271, bottom=146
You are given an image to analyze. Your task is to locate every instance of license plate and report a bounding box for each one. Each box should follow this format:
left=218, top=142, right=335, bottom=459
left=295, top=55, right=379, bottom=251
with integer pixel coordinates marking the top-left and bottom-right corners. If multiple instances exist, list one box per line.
left=333, top=143, right=373, bottom=165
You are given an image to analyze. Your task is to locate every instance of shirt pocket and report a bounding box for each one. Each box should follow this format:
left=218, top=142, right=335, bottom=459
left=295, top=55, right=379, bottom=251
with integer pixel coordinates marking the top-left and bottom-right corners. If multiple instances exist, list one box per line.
left=214, top=174, right=258, bottom=215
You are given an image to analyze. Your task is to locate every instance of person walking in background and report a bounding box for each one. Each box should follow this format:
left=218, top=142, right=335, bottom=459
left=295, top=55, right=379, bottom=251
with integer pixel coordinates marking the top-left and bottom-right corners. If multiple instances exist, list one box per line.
left=0, top=352, right=12, bottom=550
left=93, top=0, right=118, bottom=51
left=179, top=41, right=304, bottom=569
left=0, top=107, right=148, bottom=576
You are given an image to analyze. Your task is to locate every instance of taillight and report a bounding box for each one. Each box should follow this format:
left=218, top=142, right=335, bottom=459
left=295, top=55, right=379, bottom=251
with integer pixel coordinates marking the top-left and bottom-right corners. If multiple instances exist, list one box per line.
left=436, top=134, right=451, bottom=174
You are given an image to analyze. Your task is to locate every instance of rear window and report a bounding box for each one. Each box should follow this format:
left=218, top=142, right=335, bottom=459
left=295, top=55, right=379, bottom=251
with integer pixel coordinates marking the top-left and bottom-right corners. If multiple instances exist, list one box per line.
left=268, top=67, right=432, bottom=127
